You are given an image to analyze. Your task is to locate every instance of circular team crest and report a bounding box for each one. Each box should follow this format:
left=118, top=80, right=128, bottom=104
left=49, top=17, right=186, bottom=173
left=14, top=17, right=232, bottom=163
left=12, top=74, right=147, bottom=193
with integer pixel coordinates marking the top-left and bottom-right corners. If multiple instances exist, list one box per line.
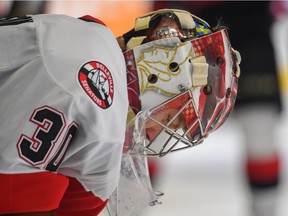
left=78, top=61, right=114, bottom=109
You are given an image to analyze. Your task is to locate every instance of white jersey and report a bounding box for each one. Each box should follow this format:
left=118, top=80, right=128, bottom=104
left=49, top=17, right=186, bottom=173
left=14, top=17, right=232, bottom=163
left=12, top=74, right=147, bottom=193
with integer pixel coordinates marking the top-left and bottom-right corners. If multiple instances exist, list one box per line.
left=0, top=14, right=128, bottom=200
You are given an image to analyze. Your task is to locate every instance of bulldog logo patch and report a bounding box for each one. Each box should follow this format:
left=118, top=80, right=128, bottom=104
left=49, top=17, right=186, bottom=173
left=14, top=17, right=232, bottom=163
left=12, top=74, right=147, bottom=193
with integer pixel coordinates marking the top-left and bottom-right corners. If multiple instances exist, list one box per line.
left=79, top=61, right=114, bottom=109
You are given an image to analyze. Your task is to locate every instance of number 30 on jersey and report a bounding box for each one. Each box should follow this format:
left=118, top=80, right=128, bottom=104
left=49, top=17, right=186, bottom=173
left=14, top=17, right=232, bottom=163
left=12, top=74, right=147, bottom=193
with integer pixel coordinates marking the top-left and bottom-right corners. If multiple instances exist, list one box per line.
left=17, top=105, right=78, bottom=171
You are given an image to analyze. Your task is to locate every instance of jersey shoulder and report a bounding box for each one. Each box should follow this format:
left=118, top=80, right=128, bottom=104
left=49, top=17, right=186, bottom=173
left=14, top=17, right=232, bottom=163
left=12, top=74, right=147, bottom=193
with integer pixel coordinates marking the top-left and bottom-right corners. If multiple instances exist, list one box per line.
left=34, top=14, right=123, bottom=98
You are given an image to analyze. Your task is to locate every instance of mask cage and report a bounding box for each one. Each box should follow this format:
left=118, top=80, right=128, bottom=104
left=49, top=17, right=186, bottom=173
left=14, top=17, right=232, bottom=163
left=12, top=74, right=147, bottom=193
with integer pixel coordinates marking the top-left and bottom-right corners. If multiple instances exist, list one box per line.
left=142, top=90, right=205, bottom=157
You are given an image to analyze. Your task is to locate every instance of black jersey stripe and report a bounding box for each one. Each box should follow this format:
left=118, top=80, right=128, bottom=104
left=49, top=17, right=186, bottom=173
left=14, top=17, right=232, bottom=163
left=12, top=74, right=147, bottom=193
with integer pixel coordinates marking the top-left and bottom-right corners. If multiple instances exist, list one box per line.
left=0, top=16, right=33, bottom=26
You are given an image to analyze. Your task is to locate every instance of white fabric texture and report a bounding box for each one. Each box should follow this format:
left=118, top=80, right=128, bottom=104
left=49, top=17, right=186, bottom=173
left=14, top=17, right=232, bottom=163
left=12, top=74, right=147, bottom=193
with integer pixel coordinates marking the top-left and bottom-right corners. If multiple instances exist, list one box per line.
left=0, top=14, right=128, bottom=200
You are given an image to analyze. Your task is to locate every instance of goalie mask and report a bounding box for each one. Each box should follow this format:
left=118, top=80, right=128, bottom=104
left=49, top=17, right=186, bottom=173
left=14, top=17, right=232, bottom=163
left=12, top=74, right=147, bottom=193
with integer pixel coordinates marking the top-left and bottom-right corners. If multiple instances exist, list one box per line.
left=119, top=9, right=241, bottom=157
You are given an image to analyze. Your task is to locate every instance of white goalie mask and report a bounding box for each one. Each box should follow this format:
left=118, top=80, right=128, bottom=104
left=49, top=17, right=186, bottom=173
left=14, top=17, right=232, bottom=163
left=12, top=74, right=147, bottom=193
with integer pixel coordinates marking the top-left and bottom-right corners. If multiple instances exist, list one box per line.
left=121, top=9, right=241, bottom=157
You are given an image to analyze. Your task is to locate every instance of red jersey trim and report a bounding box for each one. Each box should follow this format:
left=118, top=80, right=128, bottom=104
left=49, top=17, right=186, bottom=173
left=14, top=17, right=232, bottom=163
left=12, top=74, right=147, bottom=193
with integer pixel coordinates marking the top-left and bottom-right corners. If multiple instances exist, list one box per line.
left=0, top=172, right=69, bottom=214
left=79, top=15, right=106, bottom=26
left=54, top=177, right=108, bottom=216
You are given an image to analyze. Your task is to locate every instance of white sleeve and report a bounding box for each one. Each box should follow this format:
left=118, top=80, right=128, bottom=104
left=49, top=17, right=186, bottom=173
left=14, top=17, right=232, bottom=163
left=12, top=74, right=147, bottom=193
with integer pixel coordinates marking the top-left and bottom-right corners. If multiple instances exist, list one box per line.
left=0, top=14, right=128, bottom=201
left=37, top=14, right=129, bottom=200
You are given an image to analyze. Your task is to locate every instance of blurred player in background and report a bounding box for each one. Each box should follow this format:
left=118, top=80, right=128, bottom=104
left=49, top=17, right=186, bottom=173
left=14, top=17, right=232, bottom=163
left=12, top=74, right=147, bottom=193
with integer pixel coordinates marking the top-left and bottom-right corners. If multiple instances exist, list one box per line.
left=0, top=0, right=46, bottom=18
left=154, top=2, right=282, bottom=216
left=0, top=3, right=240, bottom=216
left=270, top=1, right=288, bottom=109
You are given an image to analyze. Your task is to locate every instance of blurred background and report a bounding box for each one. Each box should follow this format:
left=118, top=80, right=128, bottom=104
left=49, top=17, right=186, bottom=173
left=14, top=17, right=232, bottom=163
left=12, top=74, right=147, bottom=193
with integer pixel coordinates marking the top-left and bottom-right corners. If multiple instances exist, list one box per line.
left=2, top=1, right=288, bottom=216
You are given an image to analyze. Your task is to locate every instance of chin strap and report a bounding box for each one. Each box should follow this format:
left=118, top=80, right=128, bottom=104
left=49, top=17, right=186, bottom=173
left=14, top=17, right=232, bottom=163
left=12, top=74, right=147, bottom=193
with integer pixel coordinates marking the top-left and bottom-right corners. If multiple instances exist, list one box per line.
left=232, top=48, right=241, bottom=78
left=191, top=56, right=209, bottom=87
